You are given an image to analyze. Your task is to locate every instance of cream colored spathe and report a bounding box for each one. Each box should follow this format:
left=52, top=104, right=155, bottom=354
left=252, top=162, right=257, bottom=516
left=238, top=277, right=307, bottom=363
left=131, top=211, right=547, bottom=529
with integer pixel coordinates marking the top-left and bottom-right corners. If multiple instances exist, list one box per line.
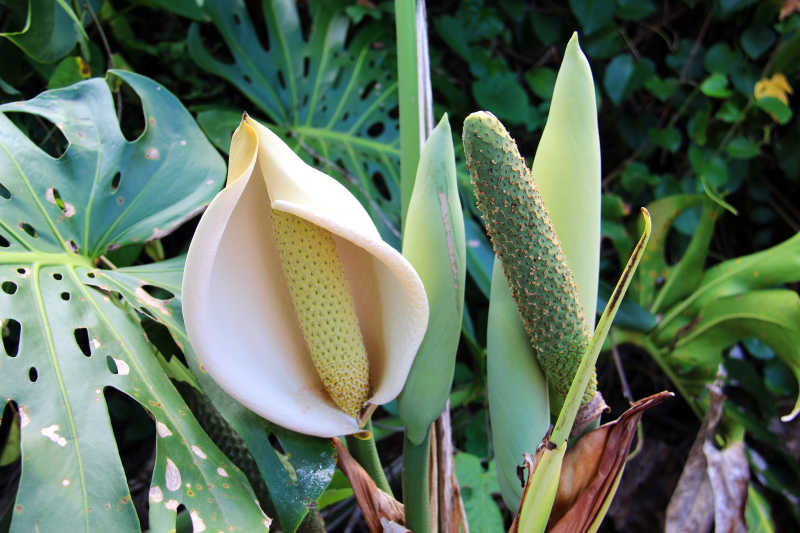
left=182, top=114, right=429, bottom=437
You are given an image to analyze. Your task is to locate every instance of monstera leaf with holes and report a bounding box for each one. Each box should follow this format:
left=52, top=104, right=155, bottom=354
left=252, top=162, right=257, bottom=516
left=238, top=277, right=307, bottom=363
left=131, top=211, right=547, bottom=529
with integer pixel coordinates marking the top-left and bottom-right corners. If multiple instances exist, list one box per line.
left=87, top=257, right=338, bottom=533
left=185, top=0, right=403, bottom=246
left=0, top=71, right=281, bottom=532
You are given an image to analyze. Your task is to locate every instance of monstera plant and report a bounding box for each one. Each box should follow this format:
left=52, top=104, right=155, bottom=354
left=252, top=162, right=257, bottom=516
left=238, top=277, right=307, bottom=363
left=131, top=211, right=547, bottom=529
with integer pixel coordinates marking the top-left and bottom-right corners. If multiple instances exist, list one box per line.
left=0, top=71, right=337, bottom=532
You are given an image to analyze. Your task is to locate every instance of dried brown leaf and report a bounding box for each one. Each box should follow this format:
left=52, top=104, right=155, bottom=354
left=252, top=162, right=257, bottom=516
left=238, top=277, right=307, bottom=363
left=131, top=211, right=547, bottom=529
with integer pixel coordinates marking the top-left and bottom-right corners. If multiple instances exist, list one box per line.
left=705, top=440, right=748, bottom=533
left=437, top=403, right=470, bottom=533
left=548, top=391, right=674, bottom=533
left=665, top=384, right=749, bottom=533
left=333, top=437, right=405, bottom=533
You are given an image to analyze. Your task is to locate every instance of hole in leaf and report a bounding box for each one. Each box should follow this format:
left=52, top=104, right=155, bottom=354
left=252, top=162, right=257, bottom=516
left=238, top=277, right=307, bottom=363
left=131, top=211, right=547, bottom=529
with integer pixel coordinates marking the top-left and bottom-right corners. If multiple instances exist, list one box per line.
left=2, top=281, right=16, bottom=295
left=367, top=122, right=385, bottom=138
left=2, top=319, right=20, bottom=357
left=0, top=234, right=8, bottom=247
left=298, top=1, right=312, bottom=41
left=141, top=285, right=174, bottom=301
left=372, top=172, right=391, bottom=201
left=117, top=82, right=146, bottom=142
left=19, top=223, right=37, bottom=238
left=233, top=13, right=241, bottom=25
left=106, top=356, right=118, bottom=374
left=138, top=306, right=156, bottom=320
left=45, top=187, right=75, bottom=217
left=360, top=80, right=377, bottom=101
left=65, top=240, right=79, bottom=253
left=268, top=432, right=286, bottom=455
left=74, top=328, right=91, bottom=357
left=4, top=112, right=68, bottom=158
left=303, top=56, right=310, bottom=78
left=243, top=74, right=252, bottom=84
left=60, top=292, right=70, bottom=301
left=16, top=268, right=26, bottom=275
left=341, top=112, right=350, bottom=123
left=111, top=172, right=121, bottom=193
left=52, top=272, right=63, bottom=280
left=103, top=386, right=156, bottom=530
left=87, top=272, right=96, bottom=279
left=277, top=70, right=286, bottom=90
left=388, top=106, right=399, bottom=120
left=28, top=367, right=37, bottom=382
left=244, top=0, right=270, bottom=51
left=198, top=22, right=235, bottom=64
left=0, top=401, right=22, bottom=505
left=142, top=317, right=187, bottom=366
left=0, top=182, right=10, bottom=199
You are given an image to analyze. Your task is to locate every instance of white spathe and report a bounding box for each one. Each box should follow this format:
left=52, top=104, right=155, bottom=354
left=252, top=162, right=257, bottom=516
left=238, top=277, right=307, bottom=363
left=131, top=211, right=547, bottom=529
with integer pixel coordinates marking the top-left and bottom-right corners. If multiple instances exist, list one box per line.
left=182, top=115, right=429, bottom=437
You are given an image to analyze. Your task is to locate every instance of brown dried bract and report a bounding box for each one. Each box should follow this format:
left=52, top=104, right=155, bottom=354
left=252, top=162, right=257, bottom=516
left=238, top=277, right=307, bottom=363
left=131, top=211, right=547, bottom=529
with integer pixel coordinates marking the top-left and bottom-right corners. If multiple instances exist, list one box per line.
left=548, top=391, right=674, bottom=533
left=332, top=437, right=405, bottom=533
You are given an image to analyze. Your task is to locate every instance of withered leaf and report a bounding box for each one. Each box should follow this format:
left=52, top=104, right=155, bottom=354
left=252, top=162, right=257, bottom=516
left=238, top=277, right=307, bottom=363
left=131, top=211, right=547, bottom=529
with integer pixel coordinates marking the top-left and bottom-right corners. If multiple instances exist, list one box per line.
left=548, top=391, right=674, bottom=533
left=333, top=437, right=405, bottom=533
left=665, top=384, right=749, bottom=533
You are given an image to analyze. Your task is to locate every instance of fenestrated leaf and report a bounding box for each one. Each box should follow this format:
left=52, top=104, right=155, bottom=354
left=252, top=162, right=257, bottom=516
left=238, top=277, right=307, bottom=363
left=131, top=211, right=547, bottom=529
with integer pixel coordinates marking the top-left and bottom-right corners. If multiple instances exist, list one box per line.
left=0, top=72, right=271, bottom=531
left=91, top=257, right=337, bottom=533
left=186, top=0, right=402, bottom=246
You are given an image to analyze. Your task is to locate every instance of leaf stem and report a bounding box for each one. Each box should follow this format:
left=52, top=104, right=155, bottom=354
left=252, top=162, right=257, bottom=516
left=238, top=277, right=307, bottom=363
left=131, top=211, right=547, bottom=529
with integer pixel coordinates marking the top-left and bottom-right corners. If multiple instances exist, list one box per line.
left=345, top=419, right=393, bottom=496
left=402, top=429, right=431, bottom=533
left=395, top=0, right=420, bottom=227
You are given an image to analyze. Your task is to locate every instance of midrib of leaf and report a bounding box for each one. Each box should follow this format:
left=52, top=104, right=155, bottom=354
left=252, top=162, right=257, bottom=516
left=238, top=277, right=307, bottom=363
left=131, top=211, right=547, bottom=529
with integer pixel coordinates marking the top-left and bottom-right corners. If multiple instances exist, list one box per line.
left=0, top=140, right=70, bottom=253
left=324, top=47, right=372, bottom=129
left=303, top=17, right=336, bottom=128
left=82, top=129, right=104, bottom=255
left=90, top=154, right=172, bottom=257
left=675, top=309, right=797, bottom=347
left=273, top=7, right=298, bottom=124
left=346, top=81, right=399, bottom=135
left=36, top=263, right=91, bottom=532
left=0, top=220, right=34, bottom=252
left=291, top=125, right=400, bottom=155
left=0, top=251, right=92, bottom=267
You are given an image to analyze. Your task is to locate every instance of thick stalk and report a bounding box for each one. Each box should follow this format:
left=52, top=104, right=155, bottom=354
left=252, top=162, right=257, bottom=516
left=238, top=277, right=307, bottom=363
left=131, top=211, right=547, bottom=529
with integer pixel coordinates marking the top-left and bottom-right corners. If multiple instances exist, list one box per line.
left=345, top=420, right=393, bottom=495
left=395, top=0, right=420, bottom=227
left=402, top=429, right=431, bottom=533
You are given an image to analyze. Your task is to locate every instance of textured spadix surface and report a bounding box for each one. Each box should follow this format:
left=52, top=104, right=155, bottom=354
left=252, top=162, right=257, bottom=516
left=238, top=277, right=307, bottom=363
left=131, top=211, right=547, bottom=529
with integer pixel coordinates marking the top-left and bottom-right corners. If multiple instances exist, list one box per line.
left=182, top=115, right=428, bottom=438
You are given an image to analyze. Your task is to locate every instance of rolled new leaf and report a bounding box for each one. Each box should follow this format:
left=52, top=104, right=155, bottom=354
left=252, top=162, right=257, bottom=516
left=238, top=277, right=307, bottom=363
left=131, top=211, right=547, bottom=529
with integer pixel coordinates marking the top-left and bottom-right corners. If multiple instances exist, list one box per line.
left=531, top=32, right=601, bottom=326
left=398, top=114, right=466, bottom=445
left=463, top=111, right=596, bottom=404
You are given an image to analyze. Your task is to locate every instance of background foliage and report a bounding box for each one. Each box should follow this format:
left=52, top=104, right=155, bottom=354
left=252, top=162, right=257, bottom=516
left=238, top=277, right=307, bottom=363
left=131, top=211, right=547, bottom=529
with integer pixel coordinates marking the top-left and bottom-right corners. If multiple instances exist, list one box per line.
left=1, top=0, right=799, bottom=531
